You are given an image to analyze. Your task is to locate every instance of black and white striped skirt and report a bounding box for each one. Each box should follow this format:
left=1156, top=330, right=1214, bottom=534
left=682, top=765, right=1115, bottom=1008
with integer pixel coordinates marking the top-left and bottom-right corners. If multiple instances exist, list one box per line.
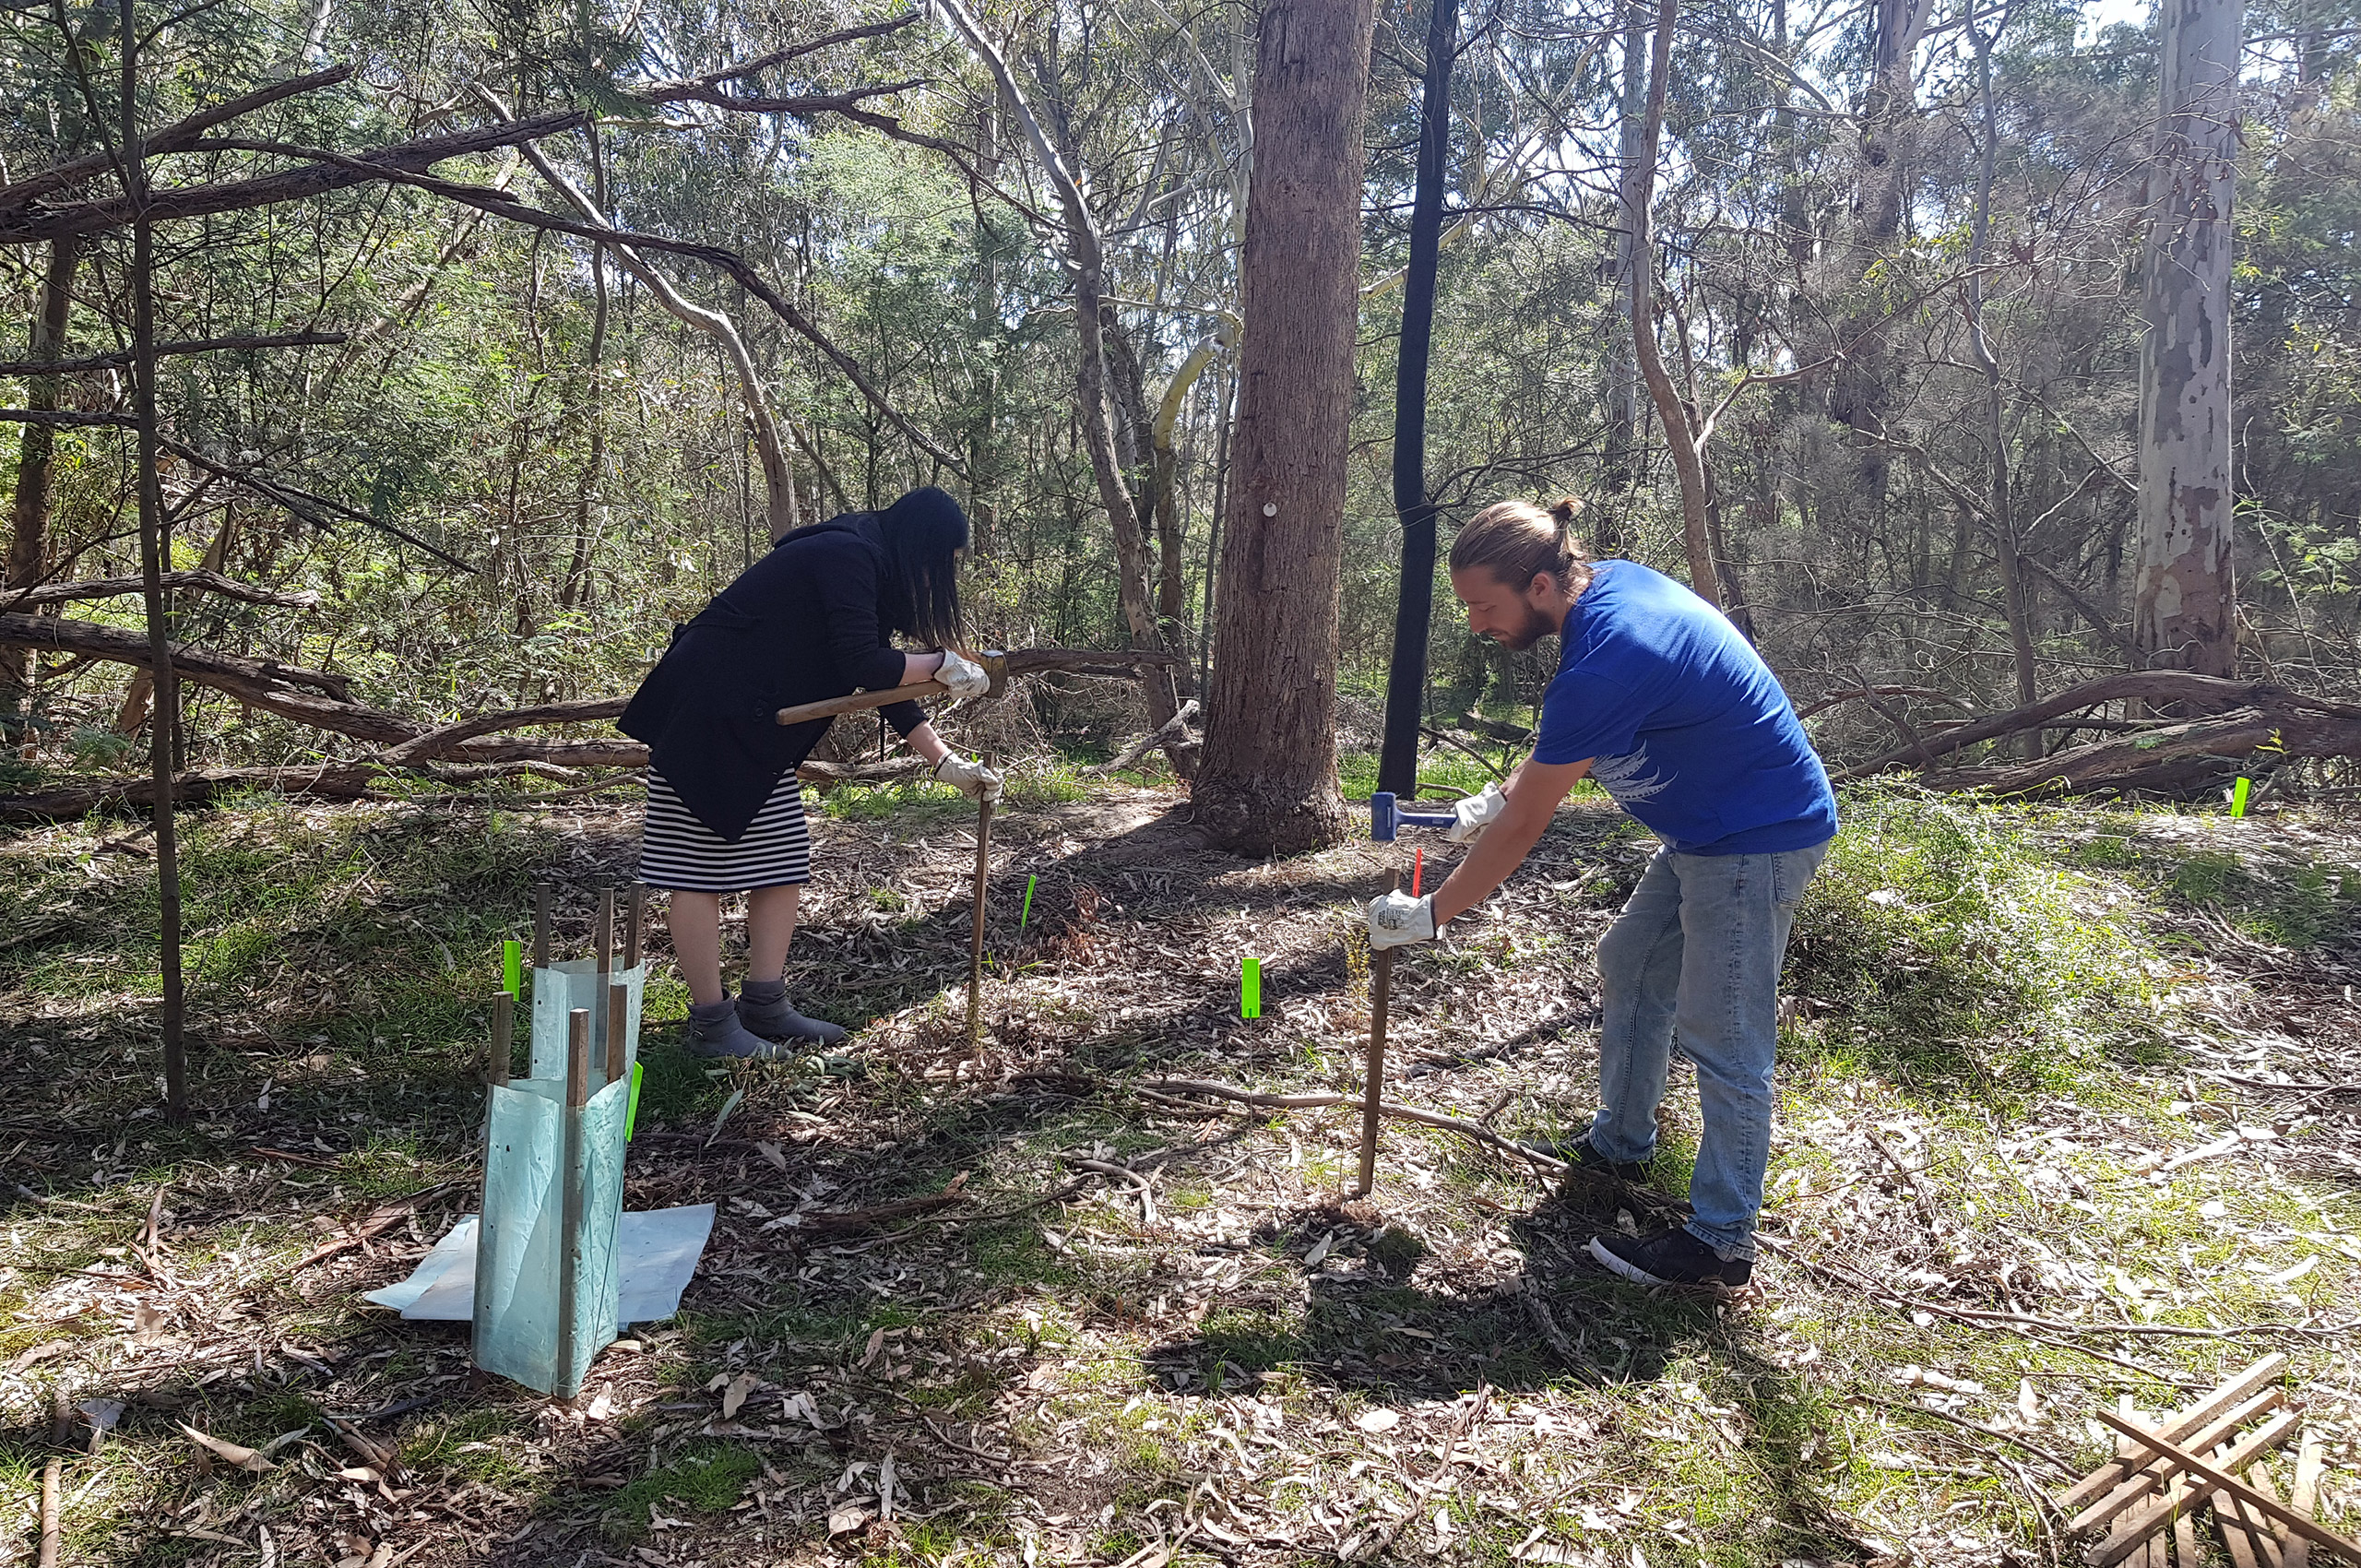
left=638, top=769, right=813, bottom=892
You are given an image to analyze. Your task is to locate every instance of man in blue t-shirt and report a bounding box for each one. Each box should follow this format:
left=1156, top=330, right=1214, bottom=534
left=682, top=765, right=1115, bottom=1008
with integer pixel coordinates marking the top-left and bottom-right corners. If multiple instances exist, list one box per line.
left=1367, top=497, right=1837, bottom=1291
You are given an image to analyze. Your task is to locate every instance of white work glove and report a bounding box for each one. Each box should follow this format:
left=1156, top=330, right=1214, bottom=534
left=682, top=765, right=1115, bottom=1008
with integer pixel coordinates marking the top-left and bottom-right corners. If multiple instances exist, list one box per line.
left=1444, top=783, right=1509, bottom=845
left=1367, top=890, right=1437, bottom=950
left=934, top=753, right=1003, bottom=802
left=936, top=647, right=991, bottom=699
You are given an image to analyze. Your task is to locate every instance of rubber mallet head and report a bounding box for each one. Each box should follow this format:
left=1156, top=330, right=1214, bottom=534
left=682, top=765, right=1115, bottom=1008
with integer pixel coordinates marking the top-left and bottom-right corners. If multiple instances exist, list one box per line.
left=1370, top=791, right=1455, bottom=843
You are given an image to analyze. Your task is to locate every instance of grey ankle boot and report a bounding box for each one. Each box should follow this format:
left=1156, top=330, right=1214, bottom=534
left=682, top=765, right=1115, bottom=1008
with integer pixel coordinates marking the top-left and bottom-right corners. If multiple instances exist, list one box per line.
left=737, top=982, right=848, bottom=1045
left=686, top=999, right=792, bottom=1059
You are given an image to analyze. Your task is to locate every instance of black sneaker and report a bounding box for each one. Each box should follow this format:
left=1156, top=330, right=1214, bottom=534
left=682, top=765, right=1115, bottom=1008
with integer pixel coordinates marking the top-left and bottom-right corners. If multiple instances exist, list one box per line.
left=1531, top=1133, right=1652, bottom=1192
left=1587, top=1226, right=1752, bottom=1291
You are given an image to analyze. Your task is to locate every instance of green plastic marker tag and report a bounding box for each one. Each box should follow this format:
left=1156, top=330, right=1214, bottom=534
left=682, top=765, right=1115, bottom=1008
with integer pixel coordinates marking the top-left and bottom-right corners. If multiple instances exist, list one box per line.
left=1019, top=873, right=1038, bottom=936
left=625, top=1060, right=644, bottom=1140
left=2231, top=777, right=2250, bottom=818
left=503, top=938, right=521, bottom=997
left=1241, top=956, right=1262, bottom=1019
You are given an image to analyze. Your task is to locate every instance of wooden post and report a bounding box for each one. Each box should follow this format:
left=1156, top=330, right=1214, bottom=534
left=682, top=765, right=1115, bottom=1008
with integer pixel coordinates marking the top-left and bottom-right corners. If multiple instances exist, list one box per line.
left=532, top=885, right=552, bottom=970
left=623, top=885, right=645, bottom=969
left=488, top=992, right=513, bottom=1088
left=605, top=981, right=629, bottom=1089
left=967, top=754, right=994, bottom=1055
left=1357, top=870, right=1400, bottom=1197
left=554, top=1007, right=589, bottom=1397
left=38, top=1456, right=59, bottom=1568
left=594, top=887, right=614, bottom=1065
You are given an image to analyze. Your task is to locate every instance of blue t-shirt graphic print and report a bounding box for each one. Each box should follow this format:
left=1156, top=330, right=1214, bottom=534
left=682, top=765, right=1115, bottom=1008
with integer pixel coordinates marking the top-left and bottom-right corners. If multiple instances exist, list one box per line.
left=1531, top=561, right=1836, bottom=855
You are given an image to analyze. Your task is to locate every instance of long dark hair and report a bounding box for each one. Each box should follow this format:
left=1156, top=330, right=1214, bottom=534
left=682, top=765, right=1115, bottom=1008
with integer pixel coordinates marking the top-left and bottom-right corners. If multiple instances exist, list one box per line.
left=876, top=486, right=969, bottom=648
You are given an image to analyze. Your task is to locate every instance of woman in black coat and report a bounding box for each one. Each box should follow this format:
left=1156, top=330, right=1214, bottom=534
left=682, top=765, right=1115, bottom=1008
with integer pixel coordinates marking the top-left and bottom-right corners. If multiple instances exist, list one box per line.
left=619, top=486, right=1002, bottom=1058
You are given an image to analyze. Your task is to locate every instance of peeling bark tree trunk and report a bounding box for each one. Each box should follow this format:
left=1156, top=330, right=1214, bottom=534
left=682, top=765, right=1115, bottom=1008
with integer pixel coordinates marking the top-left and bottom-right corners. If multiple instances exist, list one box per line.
left=1, top=236, right=81, bottom=728
left=1827, top=0, right=1931, bottom=536
left=1624, top=0, right=1720, bottom=610
left=2135, top=0, right=2241, bottom=681
left=1195, top=0, right=1378, bottom=854
left=932, top=0, right=1190, bottom=771
left=1596, top=0, right=1648, bottom=552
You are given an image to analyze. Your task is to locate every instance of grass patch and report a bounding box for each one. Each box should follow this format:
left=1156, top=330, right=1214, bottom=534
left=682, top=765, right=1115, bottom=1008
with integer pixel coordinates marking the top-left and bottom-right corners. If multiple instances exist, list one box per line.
left=604, top=1442, right=761, bottom=1537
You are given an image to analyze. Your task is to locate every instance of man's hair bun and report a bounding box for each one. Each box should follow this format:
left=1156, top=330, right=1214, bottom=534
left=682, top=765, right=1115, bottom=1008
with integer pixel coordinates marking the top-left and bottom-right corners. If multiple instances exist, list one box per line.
left=1548, top=496, right=1585, bottom=529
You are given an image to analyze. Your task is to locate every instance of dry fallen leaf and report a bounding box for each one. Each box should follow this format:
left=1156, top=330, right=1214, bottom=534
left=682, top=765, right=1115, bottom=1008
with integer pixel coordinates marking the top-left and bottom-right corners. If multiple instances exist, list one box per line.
left=1355, top=1408, right=1399, bottom=1432
left=180, top=1423, right=273, bottom=1471
left=721, top=1371, right=759, bottom=1420
left=827, top=1503, right=874, bottom=1535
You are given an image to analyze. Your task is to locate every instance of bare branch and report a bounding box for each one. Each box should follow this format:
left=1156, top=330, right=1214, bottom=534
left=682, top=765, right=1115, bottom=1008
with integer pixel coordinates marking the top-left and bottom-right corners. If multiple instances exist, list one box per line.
left=0, top=330, right=347, bottom=377
left=635, top=12, right=923, bottom=99
left=3, top=570, right=318, bottom=613
left=0, top=112, right=587, bottom=246
left=0, top=64, right=355, bottom=212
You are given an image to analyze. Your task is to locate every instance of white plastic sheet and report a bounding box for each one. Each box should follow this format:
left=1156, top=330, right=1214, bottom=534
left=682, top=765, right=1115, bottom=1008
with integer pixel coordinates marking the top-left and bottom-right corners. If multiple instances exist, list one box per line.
left=364, top=1204, right=716, bottom=1328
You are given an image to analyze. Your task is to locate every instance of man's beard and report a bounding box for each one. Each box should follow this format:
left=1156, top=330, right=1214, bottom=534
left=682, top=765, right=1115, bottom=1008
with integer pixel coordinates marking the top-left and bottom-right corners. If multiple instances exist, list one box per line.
left=1489, top=603, right=1561, bottom=651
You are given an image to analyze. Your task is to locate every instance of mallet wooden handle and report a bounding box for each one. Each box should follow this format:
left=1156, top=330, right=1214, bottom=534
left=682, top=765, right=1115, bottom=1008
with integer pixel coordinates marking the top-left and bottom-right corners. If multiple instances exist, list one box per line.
left=776, top=680, right=947, bottom=728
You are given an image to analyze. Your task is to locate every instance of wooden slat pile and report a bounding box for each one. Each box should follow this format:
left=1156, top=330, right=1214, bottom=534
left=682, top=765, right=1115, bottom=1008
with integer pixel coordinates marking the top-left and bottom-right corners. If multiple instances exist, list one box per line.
left=2061, top=1355, right=2355, bottom=1566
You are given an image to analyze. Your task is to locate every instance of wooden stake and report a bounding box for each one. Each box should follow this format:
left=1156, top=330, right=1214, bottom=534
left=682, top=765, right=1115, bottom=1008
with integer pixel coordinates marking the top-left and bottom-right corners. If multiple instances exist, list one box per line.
left=554, top=1007, right=589, bottom=1398
left=2285, top=1429, right=2325, bottom=1568
left=595, top=887, right=614, bottom=980
left=967, top=754, right=993, bottom=1056
left=38, top=1456, right=59, bottom=1568
left=532, top=885, right=552, bottom=970
left=2062, top=1356, right=2287, bottom=1509
left=2090, top=1408, right=2355, bottom=1567
left=624, top=885, right=645, bottom=969
left=605, top=981, right=629, bottom=1088
left=2090, top=1410, right=2298, bottom=1562
left=489, top=992, right=512, bottom=1087
left=2236, top=1455, right=2293, bottom=1568
left=2071, top=1388, right=2284, bottom=1533
left=1357, top=870, right=1401, bottom=1197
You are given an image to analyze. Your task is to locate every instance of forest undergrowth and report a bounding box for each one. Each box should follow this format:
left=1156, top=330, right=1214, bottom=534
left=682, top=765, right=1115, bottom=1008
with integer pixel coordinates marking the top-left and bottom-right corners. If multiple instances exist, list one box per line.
left=1, top=774, right=2358, bottom=1567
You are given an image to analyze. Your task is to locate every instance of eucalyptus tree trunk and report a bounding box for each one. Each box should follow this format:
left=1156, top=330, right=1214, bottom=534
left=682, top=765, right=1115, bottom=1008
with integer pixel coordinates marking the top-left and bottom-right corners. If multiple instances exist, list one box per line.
left=1965, top=12, right=2040, bottom=749
left=1623, top=0, right=1720, bottom=609
left=933, top=0, right=1189, bottom=766
left=1376, top=0, right=1459, bottom=799
left=122, top=0, right=187, bottom=1122
left=2135, top=0, right=2241, bottom=680
left=1828, top=0, right=1932, bottom=537
left=1596, top=0, right=1648, bottom=552
left=1196, top=0, right=1378, bottom=853
left=1, top=236, right=79, bottom=729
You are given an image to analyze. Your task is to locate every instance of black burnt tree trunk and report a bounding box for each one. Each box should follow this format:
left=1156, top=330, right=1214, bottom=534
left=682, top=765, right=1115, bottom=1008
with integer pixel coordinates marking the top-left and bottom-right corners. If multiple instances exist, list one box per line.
left=1375, top=0, right=1459, bottom=800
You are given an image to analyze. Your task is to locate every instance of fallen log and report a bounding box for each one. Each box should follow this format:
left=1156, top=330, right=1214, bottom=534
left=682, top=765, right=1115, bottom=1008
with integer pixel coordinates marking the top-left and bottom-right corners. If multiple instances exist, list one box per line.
left=1840, top=671, right=2361, bottom=780
left=1838, top=671, right=2361, bottom=797
left=1095, top=699, right=1198, bottom=774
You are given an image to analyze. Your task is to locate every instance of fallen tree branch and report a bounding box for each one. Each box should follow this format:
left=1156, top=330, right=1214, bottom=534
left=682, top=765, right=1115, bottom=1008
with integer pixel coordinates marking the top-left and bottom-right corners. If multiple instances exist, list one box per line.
left=2, top=570, right=318, bottom=612
left=1140, top=1077, right=1566, bottom=1180
left=1841, top=671, right=2361, bottom=779
left=379, top=696, right=626, bottom=764
left=1096, top=699, right=1198, bottom=774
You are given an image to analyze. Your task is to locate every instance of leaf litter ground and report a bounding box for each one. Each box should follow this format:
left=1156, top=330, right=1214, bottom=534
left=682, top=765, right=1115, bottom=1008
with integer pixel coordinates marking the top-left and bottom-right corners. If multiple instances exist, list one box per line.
left=2, top=778, right=2358, bottom=1566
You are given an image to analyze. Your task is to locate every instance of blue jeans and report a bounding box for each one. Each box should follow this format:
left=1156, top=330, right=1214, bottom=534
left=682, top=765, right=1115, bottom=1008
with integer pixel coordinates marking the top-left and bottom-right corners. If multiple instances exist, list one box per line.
left=1585, top=838, right=1830, bottom=1259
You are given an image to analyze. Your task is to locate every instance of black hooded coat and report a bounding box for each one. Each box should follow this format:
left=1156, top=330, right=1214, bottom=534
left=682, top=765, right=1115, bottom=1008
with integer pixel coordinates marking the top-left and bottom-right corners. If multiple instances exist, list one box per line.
left=619, top=513, right=927, bottom=840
